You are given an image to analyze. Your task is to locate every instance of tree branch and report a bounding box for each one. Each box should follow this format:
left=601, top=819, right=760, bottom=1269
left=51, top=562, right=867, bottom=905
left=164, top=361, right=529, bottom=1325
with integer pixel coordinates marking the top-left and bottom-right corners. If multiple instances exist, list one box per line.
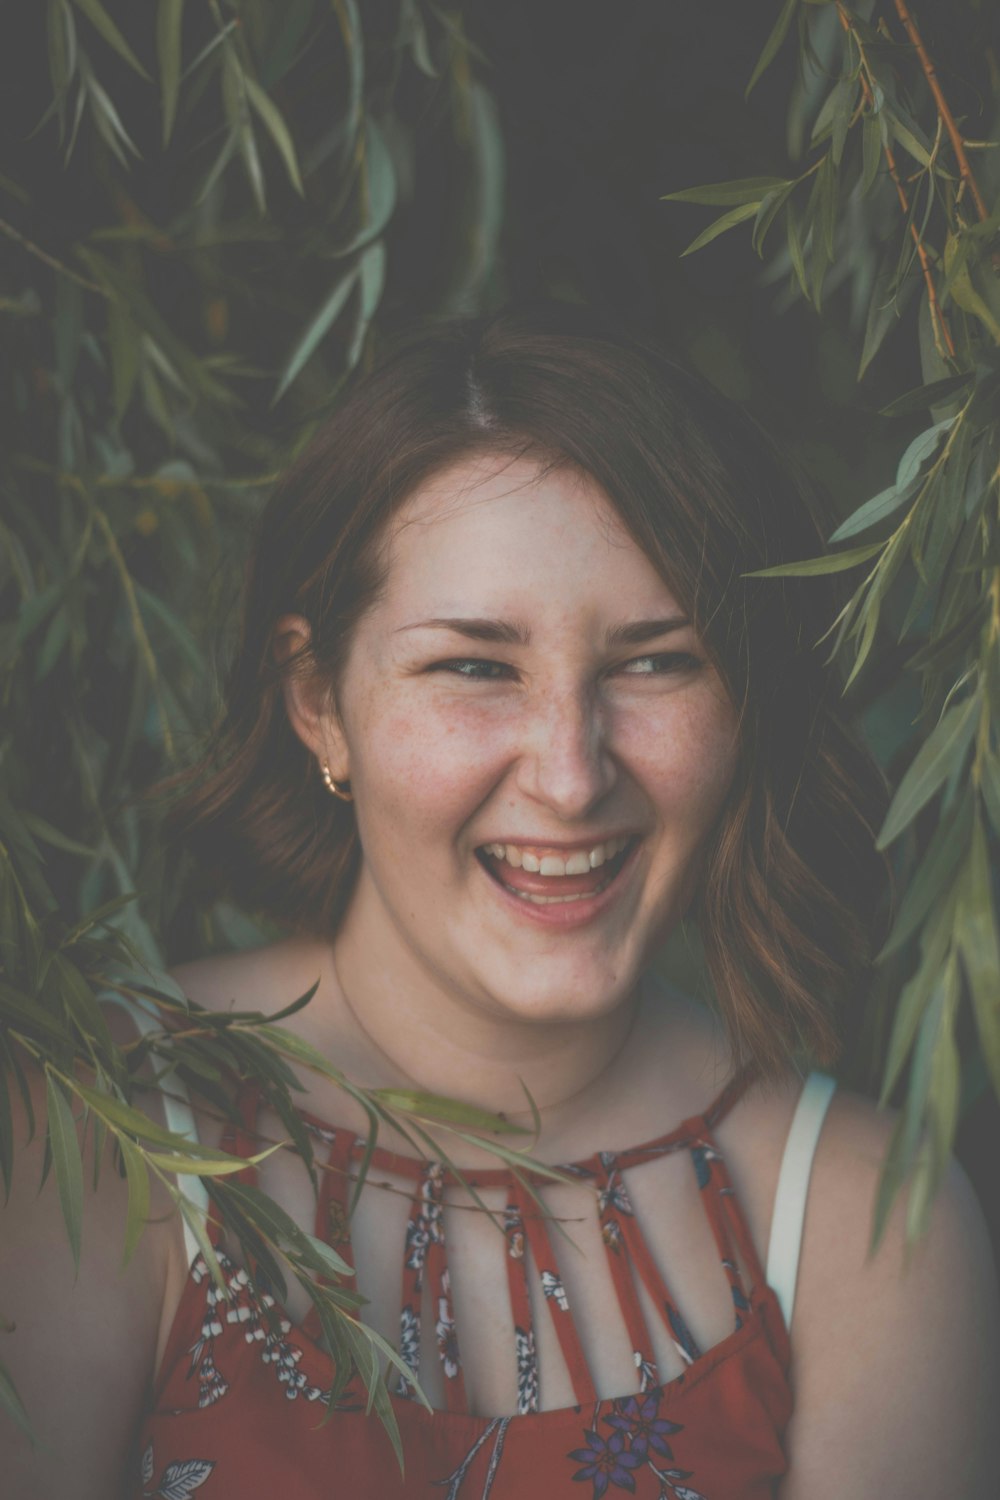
left=836, top=3, right=956, bottom=359
left=892, top=0, right=989, bottom=223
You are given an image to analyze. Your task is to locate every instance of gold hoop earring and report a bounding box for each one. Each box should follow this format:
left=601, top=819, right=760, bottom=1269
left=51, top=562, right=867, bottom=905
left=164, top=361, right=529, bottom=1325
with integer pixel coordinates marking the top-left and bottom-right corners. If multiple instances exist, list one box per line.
left=320, top=761, right=353, bottom=802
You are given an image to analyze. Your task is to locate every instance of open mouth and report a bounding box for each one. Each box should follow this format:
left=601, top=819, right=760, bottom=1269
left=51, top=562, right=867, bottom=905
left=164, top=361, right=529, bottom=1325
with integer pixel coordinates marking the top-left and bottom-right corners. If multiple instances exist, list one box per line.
left=475, top=838, right=638, bottom=905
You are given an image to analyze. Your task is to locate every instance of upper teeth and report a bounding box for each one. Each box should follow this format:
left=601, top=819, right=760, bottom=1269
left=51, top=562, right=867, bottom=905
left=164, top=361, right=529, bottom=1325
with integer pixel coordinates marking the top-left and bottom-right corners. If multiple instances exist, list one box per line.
left=482, top=837, right=630, bottom=876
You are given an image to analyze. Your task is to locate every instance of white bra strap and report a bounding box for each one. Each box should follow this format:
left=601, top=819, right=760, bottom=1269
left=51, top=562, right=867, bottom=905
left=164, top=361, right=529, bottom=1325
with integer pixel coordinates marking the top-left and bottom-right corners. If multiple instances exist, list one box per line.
left=766, top=1070, right=837, bottom=1334
left=99, top=992, right=209, bottom=1267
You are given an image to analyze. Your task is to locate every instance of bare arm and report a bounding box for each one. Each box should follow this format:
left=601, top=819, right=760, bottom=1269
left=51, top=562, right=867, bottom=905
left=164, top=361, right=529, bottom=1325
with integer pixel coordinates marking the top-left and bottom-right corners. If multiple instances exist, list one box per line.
left=0, top=1067, right=172, bottom=1500
left=778, top=1094, right=1000, bottom=1499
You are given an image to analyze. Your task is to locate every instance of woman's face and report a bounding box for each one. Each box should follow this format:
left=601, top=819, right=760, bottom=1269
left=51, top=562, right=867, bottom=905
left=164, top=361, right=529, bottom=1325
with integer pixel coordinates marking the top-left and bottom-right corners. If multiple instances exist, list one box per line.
left=310, top=452, right=740, bottom=1025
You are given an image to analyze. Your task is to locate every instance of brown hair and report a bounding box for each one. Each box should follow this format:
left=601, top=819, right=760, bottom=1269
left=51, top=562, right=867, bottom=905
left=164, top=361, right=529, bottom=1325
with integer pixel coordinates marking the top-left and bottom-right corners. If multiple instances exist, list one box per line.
left=167, top=300, right=890, bottom=1077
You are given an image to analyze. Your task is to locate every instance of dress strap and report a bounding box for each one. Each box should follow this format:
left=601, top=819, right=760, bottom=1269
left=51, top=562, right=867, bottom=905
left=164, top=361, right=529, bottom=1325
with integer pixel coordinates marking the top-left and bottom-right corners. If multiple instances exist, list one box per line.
left=98, top=992, right=208, bottom=1267
left=593, top=1154, right=660, bottom=1391
left=766, top=1070, right=837, bottom=1333
left=512, top=1179, right=598, bottom=1408
left=396, top=1162, right=468, bottom=1413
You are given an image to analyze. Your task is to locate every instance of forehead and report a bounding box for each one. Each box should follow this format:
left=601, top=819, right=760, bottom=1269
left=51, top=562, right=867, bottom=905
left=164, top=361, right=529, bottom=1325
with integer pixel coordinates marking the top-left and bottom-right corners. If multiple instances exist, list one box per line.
left=378, top=453, right=678, bottom=610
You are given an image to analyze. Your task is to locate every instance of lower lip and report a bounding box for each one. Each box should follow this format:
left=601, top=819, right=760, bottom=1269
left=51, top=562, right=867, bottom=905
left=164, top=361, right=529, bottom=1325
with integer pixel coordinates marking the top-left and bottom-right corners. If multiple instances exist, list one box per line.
left=476, top=842, right=641, bottom=929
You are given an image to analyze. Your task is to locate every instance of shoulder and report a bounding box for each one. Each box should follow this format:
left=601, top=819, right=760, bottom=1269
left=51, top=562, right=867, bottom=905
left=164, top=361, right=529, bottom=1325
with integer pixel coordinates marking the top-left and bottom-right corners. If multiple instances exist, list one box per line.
left=778, top=1082, right=999, bottom=1498
left=0, top=1054, right=174, bottom=1495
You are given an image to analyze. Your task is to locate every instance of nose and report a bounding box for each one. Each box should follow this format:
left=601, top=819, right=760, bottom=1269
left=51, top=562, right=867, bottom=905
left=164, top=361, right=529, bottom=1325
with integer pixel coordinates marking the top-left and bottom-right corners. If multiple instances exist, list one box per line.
left=513, top=682, right=617, bottom=819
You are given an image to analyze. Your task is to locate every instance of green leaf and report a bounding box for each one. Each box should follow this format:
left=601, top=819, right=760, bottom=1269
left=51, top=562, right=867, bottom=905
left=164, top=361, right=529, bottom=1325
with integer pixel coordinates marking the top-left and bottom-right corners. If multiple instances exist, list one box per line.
left=955, top=814, right=1000, bottom=1096
left=370, top=1089, right=531, bottom=1135
left=145, top=1144, right=281, bottom=1175
left=828, top=478, right=917, bottom=543
left=156, top=0, right=184, bottom=145
left=888, top=114, right=933, bottom=168
left=71, top=0, right=151, bottom=80
left=879, top=892, right=957, bottom=1104
left=745, top=0, right=799, bottom=97
left=859, top=257, right=919, bottom=378
left=752, top=182, right=795, bottom=256
left=273, top=264, right=359, bottom=401
left=0, top=1359, right=32, bottom=1437
left=662, top=176, right=791, bottom=208
left=880, top=374, right=974, bottom=419
left=876, top=695, right=979, bottom=849
left=745, top=540, right=884, bottom=578
left=894, top=419, right=953, bottom=490
left=679, top=201, right=759, bottom=257
left=785, top=200, right=810, bottom=300
left=243, top=73, right=304, bottom=195
left=335, top=115, right=397, bottom=257
left=46, top=1074, right=84, bottom=1272
left=879, top=790, right=973, bottom=961
left=861, top=110, right=883, bottom=196
left=119, top=1136, right=150, bottom=1266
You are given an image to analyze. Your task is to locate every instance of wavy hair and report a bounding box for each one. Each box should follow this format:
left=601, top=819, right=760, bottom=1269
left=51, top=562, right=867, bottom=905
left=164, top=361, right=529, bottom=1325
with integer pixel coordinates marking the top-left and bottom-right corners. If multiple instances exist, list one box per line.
left=165, top=301, right=890, bottom=1078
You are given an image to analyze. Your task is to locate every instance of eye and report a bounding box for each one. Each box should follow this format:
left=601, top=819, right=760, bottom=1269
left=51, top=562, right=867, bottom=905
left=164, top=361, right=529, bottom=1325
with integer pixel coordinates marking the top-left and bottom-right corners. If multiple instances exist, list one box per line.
left=617, top=652, right=702, bottom=675
left=430, top=658, right=515, bottom=681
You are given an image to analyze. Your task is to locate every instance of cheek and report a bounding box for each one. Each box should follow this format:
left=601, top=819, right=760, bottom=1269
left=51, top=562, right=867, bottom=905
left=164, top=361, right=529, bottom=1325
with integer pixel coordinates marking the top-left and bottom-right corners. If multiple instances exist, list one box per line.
left=348, top=695, right=501, bottom=840
left=625, top=691, right=739, bottom=823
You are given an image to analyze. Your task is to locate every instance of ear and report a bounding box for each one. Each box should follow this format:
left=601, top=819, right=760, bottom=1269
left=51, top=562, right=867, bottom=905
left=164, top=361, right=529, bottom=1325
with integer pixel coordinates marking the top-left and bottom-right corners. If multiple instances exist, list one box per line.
left=272, top=614, right=350, bottom=781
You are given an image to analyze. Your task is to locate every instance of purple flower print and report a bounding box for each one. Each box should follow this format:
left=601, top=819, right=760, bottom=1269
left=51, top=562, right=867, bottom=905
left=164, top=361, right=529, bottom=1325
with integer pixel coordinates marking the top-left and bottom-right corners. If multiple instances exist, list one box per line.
left=605, top=1391, right=683, bottom=1461
left=570, top=1428, right=644, bottom=1496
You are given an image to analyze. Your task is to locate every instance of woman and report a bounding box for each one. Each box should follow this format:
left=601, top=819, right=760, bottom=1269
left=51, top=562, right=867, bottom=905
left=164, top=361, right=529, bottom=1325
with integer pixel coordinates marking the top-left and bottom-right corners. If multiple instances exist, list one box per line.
left=3, top=303, right=997, bottom=1498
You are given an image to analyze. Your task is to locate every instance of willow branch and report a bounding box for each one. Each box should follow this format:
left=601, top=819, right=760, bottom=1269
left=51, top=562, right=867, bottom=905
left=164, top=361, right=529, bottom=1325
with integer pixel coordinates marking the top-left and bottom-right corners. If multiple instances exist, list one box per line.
left=836, top=3, right=956, bottom=359
left=892, top=0, right=989, bottom=223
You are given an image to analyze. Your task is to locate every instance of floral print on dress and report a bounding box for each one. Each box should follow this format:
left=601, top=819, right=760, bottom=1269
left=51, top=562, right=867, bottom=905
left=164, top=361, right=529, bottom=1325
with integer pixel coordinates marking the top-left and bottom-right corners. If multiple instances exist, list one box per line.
left=141, top=1443, right=214, bottom=1499
left=436, top=1268, right=461, bottom=1380
left=185, top=1252, right=329, bottom=1411
left=569, top=1392, right=707, bottom=1500
left=515, top=1325, right=539, bottom=1415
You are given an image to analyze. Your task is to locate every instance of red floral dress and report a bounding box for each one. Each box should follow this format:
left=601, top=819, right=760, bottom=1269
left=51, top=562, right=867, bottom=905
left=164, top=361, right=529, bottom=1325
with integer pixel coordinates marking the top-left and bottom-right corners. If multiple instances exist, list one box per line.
left=133, top=1070, right=792, bottom=1499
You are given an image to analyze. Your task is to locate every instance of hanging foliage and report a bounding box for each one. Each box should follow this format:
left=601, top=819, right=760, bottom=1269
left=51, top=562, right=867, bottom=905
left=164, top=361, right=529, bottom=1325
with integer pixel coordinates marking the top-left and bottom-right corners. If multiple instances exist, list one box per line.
left=664, top=0, right=1000, bottom=1247
left=0, top=0, right=507, bottom=1450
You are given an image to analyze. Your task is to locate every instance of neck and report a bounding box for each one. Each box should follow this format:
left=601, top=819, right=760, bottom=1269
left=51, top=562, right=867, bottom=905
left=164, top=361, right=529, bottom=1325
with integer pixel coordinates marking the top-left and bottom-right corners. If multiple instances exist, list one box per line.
left=325, top=894, right=647, bottom=1133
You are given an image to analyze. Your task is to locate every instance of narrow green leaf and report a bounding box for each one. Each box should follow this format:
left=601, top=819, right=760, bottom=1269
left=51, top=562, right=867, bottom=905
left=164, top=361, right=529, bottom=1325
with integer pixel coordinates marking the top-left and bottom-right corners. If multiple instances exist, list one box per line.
left=955, top=815, right=1000, bottom=1096
left=45, top=1074, right=84, bottom=1272
left=144, top=1149, right=271, bottom=1176
left=335, top=116, right=398, bottom=257
left=303, top=1232, right=354, bottom=1281
left=662, top=176, right=791, bottom=208
left=71, top=0, right=150, bottom=80
left=895, top=419, right=953, bottom=490
left=0, top=1359, right=32, bottom=1436
left=879, top=902, right=953, bottom=1104
left=243, top=74, right=304, bottom=195
left=273, top=265, right=359, bottom=401
left=862, top=110, right=882, bottom=196
left=745, top=0, right=799, bottom=97
left=876, top=695, right=979, bottom=849
left=889, top=115, right=933, bottom=168
left=880, top=374, right=975, bottom=419
left=370, top=1089, right=531, bottom=1135
left=679, top=201, right=758, bottom=258
left=156, top=0, right=184, bottom=145
left=752, top=182, right=795, bottom=256
left=745, top=541, right=885, bottom=578
left=828, top=478, right=917, bottom=544
left=785, top=200, right=809, bottom=300
left=119, top=1136, right=150, bottom=1266
left=859, top=259, right=919, bottom=378
left=879, top=791, right=972, bottom=961
left=902, top=962, right=947, bottom=1162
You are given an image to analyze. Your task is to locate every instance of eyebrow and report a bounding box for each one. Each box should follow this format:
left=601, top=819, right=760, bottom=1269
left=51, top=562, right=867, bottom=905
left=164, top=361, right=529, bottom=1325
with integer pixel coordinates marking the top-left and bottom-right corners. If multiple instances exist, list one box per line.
left=396, top=615, right=692, bottom=646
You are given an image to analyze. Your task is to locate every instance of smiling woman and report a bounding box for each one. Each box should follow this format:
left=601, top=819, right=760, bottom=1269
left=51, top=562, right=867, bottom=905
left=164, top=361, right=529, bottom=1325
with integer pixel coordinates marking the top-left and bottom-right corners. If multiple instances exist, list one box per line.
left=3, top=303, right=997, bottom=1499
